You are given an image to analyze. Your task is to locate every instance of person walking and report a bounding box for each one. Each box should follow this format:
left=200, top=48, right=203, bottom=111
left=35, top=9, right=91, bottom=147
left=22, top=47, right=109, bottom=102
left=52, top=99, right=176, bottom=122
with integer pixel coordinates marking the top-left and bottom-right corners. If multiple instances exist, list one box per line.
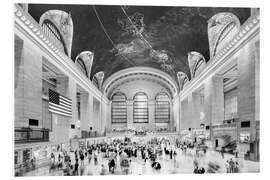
left=170, top=149, right=173, bottom=159
left=94, top=152, right=98, bottom=165
left=73, top=159, right=79, bottom=176
left=221, top=148, right=225, bottom=159
left=87, top=151, right=92, bottom=164
left=100, top=164, right=106, bottom=175
left=234, top=161, right=239, bottom=173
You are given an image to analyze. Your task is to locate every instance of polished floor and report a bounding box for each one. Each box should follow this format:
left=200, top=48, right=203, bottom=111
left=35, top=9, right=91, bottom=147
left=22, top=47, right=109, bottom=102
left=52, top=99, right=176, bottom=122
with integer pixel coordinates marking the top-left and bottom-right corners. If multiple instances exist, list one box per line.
left=23, top=145, right=259, bottom=176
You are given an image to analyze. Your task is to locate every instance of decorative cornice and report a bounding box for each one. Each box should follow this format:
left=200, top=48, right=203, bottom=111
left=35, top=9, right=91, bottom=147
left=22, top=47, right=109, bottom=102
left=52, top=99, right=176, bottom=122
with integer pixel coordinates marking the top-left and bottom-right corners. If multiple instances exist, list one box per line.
left=180, top=13, right=259, bottom=99
left=14, top=4, right=109, bottom=104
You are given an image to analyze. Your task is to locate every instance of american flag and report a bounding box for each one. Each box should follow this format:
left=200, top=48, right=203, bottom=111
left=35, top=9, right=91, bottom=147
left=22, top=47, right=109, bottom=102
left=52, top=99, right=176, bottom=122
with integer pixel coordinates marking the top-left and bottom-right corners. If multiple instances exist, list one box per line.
left=48, top=89, right=72, bottom=117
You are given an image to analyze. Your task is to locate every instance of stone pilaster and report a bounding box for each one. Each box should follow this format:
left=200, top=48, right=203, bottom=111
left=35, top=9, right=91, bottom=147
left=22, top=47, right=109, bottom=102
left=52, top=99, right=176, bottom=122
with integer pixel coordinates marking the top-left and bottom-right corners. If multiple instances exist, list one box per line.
left=88, top=94, right=94, bottom=130
left=80, top=92, right=89, bottom=131
left=180, top=98, right=189, bottom=131
left=237, top=42, right=257, bottom=141
left=187, top=94, right=194, bottom=130
left=100, top=98, right=108, bottom=134
left=126, top=100, right=133, bottom=129
left=148, top=100, right=155, bottom=131
left=211, top=75, right=225, bottom=125
left=192, top=92, right=201, bottom=129
left=204, top=75, right=224, bottom=140
left=93, top=97, right=101, bottom=133
left=66, top=77, right=77, bottom=139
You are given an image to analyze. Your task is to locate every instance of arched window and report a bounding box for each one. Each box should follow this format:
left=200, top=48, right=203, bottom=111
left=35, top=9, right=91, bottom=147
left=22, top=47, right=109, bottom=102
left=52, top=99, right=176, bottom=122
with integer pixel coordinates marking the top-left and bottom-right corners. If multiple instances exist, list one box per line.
left=111, top=92, right=127, bottom=123
left=76, top=58, right=88, bottom=77
left=92, top=76, right=99, bottom=89
left=155, top=92, right=170, bottom=123
left=193, top=59, right=205, bottom=77
left=133, top=92, right=148, bottom=123
left=41, top=19, right=68, bottom=56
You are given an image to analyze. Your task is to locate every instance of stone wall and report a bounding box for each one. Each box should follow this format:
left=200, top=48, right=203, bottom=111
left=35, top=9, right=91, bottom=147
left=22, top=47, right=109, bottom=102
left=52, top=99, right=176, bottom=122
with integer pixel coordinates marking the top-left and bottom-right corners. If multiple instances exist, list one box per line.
left=14, top=34, right=42, bottom=128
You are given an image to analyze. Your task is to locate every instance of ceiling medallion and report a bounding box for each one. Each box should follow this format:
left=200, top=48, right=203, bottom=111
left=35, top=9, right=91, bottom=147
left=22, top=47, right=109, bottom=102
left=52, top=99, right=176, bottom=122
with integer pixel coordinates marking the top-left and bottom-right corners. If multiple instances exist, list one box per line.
left=117, top=12, right=145, bottom=36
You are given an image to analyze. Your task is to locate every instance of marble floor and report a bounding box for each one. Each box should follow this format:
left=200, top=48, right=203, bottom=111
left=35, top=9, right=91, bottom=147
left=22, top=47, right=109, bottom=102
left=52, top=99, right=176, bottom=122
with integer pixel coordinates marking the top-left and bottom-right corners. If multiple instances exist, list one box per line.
left=23, top=147, right=259, bottom=176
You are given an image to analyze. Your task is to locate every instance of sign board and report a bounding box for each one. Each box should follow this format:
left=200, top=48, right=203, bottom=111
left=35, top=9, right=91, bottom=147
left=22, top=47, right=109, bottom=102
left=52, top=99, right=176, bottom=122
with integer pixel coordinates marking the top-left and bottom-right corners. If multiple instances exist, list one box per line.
left=240, top=133, right=250, bottom=143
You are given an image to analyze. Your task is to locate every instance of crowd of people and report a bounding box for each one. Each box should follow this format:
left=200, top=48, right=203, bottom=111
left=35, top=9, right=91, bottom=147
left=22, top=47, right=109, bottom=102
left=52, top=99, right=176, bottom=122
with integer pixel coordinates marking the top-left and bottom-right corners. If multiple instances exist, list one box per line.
left=45, top=135, right=241, bottom=175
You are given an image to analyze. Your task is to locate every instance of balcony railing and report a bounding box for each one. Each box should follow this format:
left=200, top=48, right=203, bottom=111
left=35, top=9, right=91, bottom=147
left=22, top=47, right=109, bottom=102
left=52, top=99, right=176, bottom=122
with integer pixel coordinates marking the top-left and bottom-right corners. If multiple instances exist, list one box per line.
left=15, top=127, right=49, bottom=143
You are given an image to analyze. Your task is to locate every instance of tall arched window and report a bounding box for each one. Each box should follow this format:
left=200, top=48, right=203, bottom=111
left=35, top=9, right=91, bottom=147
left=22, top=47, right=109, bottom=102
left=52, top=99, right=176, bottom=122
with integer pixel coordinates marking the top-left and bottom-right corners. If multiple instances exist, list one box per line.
left=133, top=92, right=148, bottom=123
left=92, top=76, right=99, bottom=89
left=155, top=92, right=170, bottom=123
left=111, top=92, right=127, bottom=123
left=76, top=58, right=88, bottom=77
left=41, top=19, right=68, bottom=56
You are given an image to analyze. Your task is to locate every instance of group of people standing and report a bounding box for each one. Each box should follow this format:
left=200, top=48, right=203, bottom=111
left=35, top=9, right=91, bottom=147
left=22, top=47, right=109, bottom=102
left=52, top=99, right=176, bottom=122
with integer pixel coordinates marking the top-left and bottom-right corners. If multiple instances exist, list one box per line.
left=225, top=158, right=239, bottom=173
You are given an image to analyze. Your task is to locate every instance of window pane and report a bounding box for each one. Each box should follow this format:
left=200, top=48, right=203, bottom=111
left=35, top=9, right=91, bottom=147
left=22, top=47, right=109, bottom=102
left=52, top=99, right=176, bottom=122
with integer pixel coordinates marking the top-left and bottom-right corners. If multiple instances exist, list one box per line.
left=155, top=92, right=170, bottom=123
left=111, top=92, right=127, bottom=123
left=133, top=92, right=148, bottom=123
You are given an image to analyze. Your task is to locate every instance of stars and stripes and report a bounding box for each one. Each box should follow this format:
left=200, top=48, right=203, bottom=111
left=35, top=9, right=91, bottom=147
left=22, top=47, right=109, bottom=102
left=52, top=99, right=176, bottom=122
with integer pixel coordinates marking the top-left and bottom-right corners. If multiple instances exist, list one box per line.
left=48, top=89, right=72, bottom=117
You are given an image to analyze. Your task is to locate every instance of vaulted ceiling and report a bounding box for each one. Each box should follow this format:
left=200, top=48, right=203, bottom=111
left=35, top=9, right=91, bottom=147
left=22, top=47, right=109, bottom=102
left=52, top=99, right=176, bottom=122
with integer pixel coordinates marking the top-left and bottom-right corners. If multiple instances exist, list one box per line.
left=28, top=4, right=250, bottom=82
